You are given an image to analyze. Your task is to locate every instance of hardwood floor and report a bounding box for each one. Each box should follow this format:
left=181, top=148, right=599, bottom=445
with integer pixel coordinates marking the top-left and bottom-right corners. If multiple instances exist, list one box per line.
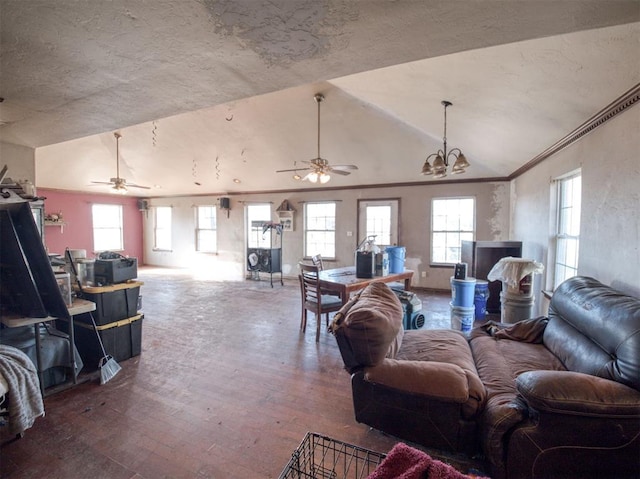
left=1, top=267, right=486, bottom=479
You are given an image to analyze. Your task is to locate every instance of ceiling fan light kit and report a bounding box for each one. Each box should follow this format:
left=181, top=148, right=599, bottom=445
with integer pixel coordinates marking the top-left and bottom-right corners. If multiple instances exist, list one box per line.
left=421, top=100, right=470, bottom=179
left=275, top=92, right=357, bottom=184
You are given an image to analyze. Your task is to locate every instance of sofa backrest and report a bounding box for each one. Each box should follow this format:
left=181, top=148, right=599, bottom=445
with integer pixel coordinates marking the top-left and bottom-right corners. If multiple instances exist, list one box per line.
left=545, top=276, right=640, bottom=391
left=329, top=282, right=404, bottom=374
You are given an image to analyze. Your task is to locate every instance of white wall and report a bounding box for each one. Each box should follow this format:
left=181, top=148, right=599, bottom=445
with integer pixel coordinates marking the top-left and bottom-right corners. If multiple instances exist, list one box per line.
left=0, top=141, right=35, bottom=184
left=141, top=105, right=640, bottom=303
left=143, top=181, right=511, bottom=290
left=512, top=105, right=640, bottom=304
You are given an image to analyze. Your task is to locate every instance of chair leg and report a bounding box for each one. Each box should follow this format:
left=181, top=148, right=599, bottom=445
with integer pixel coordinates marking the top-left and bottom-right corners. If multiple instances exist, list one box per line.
left=300, top=310, right=307, bottom=333
left=316, top=309, right=321, bottom=342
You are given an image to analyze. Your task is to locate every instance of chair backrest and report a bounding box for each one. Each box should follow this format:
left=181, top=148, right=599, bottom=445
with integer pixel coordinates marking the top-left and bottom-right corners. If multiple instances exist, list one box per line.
left=311, top=254, right=325, bottom=270
left=299, top=262, right=322, bottom=304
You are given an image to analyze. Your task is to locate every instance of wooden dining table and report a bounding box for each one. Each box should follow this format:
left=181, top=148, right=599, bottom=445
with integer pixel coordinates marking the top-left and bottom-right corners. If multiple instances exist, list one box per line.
left=318, top=266, right=414, bottom=305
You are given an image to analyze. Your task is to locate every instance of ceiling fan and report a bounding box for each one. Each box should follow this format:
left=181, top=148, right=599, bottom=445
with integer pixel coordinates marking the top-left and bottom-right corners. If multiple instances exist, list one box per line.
left=276, top=93, right=358, bottom=184
left=91, top=132, right=151, bottom=193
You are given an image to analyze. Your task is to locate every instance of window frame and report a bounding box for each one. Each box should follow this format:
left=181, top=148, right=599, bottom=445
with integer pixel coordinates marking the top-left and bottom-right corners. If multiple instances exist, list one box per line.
left=430, top=196, right=476, bottom=266
left=552, top=170, right=581, bottom=289
left=91, top=203, right=124, bottom=252
left=357, top=198, right=399, bottom=248
left=304, top=201, right=337, bottom=260
left=153, top=206, right=172, bottom=251
left=195, top=205, right=217, bottom=253
left=246, top=203, right=273, bottom=249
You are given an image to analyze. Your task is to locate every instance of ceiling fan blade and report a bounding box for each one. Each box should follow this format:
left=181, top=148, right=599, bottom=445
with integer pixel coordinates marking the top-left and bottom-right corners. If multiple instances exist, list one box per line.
left=91, top=181, right=114, bottom=185
left=127, top=183, right=151, bottom=189
left=276, top=167, right=311, bottom=173
left=330, top=169, right=351, bottom=176
left=330, top=164, right=358, bottom=171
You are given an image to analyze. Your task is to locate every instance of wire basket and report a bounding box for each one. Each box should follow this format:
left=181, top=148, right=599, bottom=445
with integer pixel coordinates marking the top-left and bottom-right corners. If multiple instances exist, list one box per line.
left=279, top=432, right=387, bottom=479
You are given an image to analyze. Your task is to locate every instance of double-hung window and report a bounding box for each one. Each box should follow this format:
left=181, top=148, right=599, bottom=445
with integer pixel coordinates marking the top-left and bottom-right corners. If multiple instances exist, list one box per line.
left=196, top=205, right=217, bottom=253
left=154, top=206, right=172, bottom=251
left=431, top=197, right=475, bottom=265
left=553, top=171, right=581, bottom=288
left=304, top=202, right=336, bottom=259
left=92, top=204, right=123, bottom=252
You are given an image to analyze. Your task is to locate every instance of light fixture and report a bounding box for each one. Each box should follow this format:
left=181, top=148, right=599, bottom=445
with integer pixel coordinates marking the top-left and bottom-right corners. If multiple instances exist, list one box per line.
left=421, top=100, right=470, bottom=179
left=275, top=93, right=357, bottom=183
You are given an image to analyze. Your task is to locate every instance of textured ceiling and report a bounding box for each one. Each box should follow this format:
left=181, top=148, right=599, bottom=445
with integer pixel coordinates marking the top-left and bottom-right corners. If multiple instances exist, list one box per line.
left=1, top=1, right=639, bottom=196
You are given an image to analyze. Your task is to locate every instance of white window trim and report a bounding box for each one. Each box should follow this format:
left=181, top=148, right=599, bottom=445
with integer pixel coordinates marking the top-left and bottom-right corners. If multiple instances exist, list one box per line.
left=304, top=201, right=337, bottom=260
left=551, top=169, right=581, bottom=289
left=357, top=199, right=400, bottom=248
left=153, top=205, right=173, bottom=252
left=91, top=203, right=124, bottom=252
left=195, top=205, right=217, bottom=253
left=430, top=196, right=476, bottom=266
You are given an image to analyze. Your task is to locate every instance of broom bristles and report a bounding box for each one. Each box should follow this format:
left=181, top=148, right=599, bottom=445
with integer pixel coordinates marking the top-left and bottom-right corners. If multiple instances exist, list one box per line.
left=98, top=355, right=122, bottom=385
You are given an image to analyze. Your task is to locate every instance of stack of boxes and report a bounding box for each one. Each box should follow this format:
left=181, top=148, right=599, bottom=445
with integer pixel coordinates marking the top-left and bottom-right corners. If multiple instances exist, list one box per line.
left=78, top=282, right=143, bottom=367
left=58, top=280, right=143, bottom=370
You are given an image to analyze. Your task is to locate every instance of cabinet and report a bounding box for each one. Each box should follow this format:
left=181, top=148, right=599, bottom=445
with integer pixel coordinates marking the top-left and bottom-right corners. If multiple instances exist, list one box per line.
left=461, top=240, right=522, bottom=313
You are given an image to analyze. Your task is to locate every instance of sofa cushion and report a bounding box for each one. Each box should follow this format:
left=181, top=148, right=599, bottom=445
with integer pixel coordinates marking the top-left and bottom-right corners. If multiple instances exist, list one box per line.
left=545, top=276, right=640, bottom=391
left=364, top=358, right=471, bottom=402
left=330, top=282, right=404, bottom=372
left=470, top=330, right=567, bottom=477
left=397, top=329, right=486, bottom=418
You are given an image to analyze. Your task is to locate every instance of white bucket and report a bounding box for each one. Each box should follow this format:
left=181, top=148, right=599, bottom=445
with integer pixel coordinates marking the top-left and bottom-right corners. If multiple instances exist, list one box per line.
left=500, top=291, right=534, bottom=324
left=450, top=302, right=475, bottom=335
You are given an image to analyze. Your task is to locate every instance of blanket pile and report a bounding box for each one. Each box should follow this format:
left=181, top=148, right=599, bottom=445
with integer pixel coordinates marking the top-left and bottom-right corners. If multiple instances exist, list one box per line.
left=0, top=344, right=45, bottom=435
left=367, top=442, right=488, bottom=479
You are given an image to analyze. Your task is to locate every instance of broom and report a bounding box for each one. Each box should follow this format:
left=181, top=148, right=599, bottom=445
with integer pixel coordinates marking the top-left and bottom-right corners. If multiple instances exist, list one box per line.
left=65, top=248, right=121, bottom=384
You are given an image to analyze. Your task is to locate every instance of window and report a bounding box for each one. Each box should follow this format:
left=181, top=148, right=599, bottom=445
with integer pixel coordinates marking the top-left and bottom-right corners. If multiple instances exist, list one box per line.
left=358, top=199, right=399, bottom=247
left=196, top=205, right=217, bottom=253
left=554, top=172, right=581, bottom=288
left=304, top=202, right=336, bottom=258
left=247, top=204, right=272, bottom=248
left=431, top=197, right=475, bottom=265
left=92, top=204, right=123, bottom=252
left=154, top=206, right=172, bottom=251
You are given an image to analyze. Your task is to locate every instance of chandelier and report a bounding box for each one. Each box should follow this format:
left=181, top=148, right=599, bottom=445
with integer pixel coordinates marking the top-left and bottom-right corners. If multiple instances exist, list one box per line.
left=421, top=100, right=470, bottom=178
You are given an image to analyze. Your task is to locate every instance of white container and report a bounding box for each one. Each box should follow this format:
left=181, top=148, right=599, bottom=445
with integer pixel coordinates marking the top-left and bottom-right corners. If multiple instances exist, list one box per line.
left=76, top=258, right=95, bottom=286
left=450, top=302, right=475, bottom=335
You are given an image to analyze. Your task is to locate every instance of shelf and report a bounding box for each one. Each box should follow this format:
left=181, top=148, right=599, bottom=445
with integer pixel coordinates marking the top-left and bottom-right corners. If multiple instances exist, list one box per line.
left=45, top=221, right=66, bottom=232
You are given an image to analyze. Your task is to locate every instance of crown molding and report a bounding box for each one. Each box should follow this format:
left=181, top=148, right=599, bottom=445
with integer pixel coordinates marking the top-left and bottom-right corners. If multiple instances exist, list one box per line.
left=509, top=83, right=640, bottom=179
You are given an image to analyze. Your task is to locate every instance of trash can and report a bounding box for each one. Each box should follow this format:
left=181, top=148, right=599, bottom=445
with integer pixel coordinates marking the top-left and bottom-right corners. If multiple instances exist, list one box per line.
left=386, top=246, right=406, bottom=273
left=488, top=257, right=544, bottom=324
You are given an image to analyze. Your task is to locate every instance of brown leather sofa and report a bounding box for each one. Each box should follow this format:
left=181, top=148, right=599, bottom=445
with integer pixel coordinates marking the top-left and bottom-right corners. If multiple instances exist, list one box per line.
left=330, top=276, right=640, bottom=479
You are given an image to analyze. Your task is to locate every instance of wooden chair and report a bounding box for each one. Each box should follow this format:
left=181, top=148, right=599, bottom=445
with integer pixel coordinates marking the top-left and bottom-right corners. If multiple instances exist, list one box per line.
left=311, top=253, right=342, bottom=299
left=311, top=254, right=325, bottom=270
left=298, top=262, right=343, bottom=342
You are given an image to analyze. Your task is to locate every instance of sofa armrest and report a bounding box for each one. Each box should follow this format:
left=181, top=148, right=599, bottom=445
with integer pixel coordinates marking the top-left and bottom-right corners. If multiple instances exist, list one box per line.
left=517, top=370, right=640, bottom=416
left=364, top=358, right=473, bottom=403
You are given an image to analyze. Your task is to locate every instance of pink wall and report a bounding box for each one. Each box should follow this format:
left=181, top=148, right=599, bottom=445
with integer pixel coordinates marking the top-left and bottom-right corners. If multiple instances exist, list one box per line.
left=39, top=188, right=144, bottom=263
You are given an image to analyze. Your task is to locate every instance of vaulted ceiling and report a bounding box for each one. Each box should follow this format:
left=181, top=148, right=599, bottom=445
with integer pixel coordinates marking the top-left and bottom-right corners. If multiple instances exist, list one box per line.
left=1, top=1, right=638, bottom=196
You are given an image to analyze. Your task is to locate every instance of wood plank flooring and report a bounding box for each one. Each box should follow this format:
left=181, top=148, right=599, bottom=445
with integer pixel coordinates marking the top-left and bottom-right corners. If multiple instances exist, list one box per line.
left=1, top=267, right=487, bottom=479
